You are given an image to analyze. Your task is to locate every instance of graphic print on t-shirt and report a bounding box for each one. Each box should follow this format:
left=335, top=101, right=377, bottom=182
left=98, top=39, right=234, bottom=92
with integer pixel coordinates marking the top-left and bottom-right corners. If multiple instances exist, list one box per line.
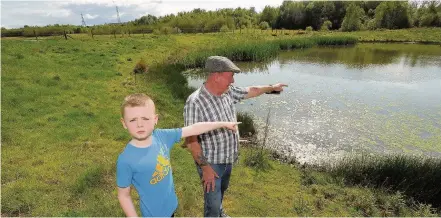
left=150, top=145, right=171, bottom=185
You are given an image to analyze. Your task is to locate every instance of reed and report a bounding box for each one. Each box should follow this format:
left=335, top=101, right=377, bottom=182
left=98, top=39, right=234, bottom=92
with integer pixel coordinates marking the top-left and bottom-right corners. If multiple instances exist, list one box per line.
left=328, top=154, right=441, bottom=208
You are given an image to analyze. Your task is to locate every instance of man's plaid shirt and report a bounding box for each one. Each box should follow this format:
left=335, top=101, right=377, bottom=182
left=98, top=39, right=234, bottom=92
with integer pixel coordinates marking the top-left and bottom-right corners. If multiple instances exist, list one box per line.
left=184, top=85, right=248, bottom=164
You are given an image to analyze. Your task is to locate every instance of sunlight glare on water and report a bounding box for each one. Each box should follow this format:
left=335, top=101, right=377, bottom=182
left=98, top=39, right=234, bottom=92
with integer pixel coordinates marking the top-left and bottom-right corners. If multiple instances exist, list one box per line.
left=185, top=43, right=441, bottom=164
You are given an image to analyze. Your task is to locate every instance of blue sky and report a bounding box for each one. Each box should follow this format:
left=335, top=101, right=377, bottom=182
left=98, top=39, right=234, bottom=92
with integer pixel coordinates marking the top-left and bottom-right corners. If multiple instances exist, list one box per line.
left=1, top=0, right=283, bottom=28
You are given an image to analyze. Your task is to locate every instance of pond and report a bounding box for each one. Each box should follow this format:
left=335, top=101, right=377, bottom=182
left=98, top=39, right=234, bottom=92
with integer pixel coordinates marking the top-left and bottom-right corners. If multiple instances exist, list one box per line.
left=185, top=43, right=441, bottom=164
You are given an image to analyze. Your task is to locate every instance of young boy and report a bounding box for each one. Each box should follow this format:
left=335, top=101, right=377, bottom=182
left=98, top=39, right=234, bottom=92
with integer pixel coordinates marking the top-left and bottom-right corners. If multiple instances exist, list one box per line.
left=117, top=93, right=240, bottom=217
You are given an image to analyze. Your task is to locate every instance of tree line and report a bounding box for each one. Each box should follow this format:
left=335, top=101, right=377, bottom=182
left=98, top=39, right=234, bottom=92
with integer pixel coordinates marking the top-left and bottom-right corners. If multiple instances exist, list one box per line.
left=1, top=1, right=440, bottom=37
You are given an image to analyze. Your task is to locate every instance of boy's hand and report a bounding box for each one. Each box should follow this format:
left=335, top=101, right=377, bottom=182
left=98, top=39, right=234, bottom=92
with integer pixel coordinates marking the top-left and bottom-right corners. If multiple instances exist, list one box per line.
left=272, top=83, right=288, bottom=92
left=225, top=122, right=241, bottom=132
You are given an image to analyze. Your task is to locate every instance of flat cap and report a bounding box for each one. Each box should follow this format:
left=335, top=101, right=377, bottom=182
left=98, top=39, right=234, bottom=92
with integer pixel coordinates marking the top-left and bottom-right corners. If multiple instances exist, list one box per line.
left=204, top=56, right=241, bottom=73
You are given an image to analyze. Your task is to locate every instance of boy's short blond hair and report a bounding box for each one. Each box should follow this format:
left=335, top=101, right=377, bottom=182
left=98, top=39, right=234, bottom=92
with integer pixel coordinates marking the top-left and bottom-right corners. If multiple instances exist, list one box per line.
left=121, top=93, right=155, bottom=117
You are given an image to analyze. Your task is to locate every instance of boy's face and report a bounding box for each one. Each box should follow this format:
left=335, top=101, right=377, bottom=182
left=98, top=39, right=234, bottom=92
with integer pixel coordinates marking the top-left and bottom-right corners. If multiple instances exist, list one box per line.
left=121, top=104, right=158, bottom=142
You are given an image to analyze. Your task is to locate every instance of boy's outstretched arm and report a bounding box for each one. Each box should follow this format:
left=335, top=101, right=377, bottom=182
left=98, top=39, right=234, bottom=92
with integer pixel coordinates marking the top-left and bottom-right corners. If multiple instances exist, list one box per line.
left=181, top=122, right=240, bottom=138
left=118, top=187, right=138, bottom=217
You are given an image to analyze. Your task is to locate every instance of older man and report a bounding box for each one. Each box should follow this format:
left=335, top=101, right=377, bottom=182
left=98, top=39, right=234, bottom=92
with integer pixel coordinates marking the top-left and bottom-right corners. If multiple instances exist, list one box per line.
left=184, top=56, right=287, bottom=217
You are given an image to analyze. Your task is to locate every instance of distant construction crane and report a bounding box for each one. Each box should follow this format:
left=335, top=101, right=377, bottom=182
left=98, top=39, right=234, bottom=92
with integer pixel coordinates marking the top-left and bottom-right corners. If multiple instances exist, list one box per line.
left=81, top=13, right=87, bottom=26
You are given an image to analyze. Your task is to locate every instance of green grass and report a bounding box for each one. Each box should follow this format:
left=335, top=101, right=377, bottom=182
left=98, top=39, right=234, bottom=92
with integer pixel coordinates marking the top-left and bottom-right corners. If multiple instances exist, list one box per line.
left=250, top=27, right=441, bottom=43
left=2, top=29, right=441, bottom=216
left=176, top=35, right=357, bottom=69
left=314, top=27, right=441, bottom=43
left=275, top=38, right=315, bottom=50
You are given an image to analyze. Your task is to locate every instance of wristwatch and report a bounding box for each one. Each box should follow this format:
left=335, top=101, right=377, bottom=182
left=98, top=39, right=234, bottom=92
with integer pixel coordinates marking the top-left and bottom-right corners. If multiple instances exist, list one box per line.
left=265, top=84, right=281, bottom=94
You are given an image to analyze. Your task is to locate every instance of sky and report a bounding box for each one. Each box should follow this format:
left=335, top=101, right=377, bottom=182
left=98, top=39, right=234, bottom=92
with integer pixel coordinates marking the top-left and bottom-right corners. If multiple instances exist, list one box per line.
left=0, top=0, right=284, bottom=29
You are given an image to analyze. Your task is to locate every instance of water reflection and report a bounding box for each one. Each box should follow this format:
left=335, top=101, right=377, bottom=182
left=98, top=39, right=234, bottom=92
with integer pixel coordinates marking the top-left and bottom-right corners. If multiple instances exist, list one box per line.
left=278, top=43, right=441, bottom=68
left=185, top=43, right=441, bottom=164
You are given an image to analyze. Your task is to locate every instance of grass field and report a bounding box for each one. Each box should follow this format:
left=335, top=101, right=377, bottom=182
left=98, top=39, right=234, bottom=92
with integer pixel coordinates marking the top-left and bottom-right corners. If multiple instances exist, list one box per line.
left=2, top=28, right=441, bottom=216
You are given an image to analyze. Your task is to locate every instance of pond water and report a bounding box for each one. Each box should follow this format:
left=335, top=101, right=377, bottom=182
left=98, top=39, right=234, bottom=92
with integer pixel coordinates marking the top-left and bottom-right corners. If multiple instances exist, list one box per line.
left=185, top=43, right=441, bottom=164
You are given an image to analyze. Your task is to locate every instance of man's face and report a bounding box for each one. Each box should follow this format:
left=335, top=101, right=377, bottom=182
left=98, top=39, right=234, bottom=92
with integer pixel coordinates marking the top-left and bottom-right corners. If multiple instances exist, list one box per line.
left=216, top=72, right=235, bottom=92
left=121, top=105, right=158, bottom=142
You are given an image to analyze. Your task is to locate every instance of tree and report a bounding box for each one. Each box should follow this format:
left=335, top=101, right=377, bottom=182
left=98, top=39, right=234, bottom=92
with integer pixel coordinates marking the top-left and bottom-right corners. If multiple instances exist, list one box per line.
left=305, top=1, right=324, bottom=30
left=332, top=1, right=348, bottom=30
left=260, top=5, right=279, bottom=29
left=133, top=15, right=158, bottom=25
left=321, top=2, right=336, bottom=22
left=375, top=1, right=411, bottom=29
left=360, top=1, right=382, bottom=16
left=278, top=1, right=305, bottom=29
left=419, top=1, right=441, bottom=27
left=341, top=3, right=365, bottom=31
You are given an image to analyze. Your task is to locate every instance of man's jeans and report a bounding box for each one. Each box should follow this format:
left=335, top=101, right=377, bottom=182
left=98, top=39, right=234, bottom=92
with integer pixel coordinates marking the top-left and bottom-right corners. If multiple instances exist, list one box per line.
left=196, top=163, right=232, bottom=217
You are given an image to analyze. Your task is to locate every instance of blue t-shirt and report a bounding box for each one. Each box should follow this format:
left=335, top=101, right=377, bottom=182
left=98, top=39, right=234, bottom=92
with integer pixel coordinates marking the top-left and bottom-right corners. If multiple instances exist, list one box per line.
left=116, top=128, right=182, bottom=217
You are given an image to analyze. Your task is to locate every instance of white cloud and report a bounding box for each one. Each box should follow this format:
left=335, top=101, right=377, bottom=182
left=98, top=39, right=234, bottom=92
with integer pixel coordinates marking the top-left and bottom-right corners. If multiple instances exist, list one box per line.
left=84, top=13, right=99, bottom=19
left=1, top=2, right=74, bottom=28
left=1, top=0, right=283, bottom=28
left=45, top=9, right=72, bottom=18
left=133, top=0, right=283, bottom=16
left=111, top=12, right=126, bottom=19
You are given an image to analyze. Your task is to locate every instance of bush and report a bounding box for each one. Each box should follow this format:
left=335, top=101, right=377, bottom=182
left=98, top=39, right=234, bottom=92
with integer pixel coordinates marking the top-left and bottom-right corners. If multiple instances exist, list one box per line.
left=157, top=26, right=173, bottom=35
left=305, top=26, right=313, bottom=32
left=365, top=19, right=377, bottom=30
left=243, top=107, right=273, bottom=171
left=320, top=20, right=332, bottom=31
left=173, top=27, right=182, bottom=34
left=237, top=112, right=256, bottom=137
left=152, top=29, right=161, bottom=35
left=259, top=21, right=270, bottom=30
left=1, top=28, right=24, bottom=37
left=220, top=25, right=229, bottom=32
left=243, top=148, right=272, bottom=171
left=133, top=58, right=148, bottom=74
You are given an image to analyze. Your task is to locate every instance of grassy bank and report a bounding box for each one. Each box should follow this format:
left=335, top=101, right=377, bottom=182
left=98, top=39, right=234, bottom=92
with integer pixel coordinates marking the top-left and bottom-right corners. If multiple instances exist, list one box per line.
left=256, top=27, right=441, bottom=44
left=316, top=28, right=441, bottom=44
left=328, top=154, right=441, bottom=208
left=177, top=35, right=357, bottom=69
left=2, top=29, right=440, bottom=216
